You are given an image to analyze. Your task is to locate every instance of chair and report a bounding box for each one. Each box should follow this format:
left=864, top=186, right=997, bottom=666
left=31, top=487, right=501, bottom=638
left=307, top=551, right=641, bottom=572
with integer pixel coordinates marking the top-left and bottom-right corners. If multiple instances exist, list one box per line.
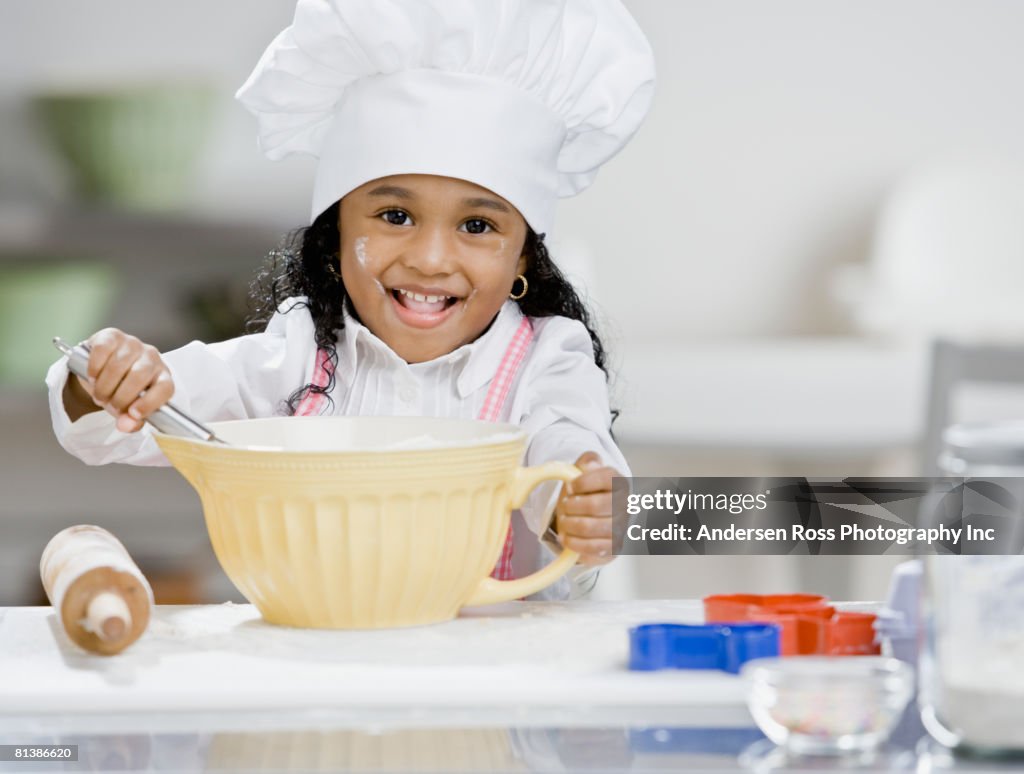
left=921, top=339, right=1024, bottom=474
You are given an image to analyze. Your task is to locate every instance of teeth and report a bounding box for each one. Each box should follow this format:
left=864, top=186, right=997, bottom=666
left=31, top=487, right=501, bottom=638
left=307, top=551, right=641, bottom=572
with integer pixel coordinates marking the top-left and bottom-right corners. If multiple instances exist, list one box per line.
left=397, top=288, right=449, bottom=303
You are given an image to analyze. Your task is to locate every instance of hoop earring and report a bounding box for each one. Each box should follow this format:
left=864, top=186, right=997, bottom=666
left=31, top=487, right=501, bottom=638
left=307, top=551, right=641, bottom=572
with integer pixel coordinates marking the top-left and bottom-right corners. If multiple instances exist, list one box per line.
left=326, top=257, right=341, bottom=279
left=509, top=274, right=528, bottom=300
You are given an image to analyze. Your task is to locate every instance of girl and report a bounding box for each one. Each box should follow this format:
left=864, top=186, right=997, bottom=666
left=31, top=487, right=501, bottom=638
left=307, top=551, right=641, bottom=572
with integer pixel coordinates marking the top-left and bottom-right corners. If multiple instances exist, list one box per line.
left=47, top=0, right=655, bottom=597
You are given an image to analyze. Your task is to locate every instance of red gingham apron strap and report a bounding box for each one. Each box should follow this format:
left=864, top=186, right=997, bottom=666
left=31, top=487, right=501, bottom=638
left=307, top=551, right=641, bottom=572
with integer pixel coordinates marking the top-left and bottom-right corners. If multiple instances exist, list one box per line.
left=295, top=347, right=335, bottom=416
left=481, top=316, right=535, bottom=580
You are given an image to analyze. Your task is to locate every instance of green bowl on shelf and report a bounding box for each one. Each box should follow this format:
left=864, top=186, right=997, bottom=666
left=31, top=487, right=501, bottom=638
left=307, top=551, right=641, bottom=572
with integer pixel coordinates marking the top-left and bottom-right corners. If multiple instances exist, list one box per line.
left=0, top=261, right=118, bottom=386
left=33, top=84, right=216, bottom=211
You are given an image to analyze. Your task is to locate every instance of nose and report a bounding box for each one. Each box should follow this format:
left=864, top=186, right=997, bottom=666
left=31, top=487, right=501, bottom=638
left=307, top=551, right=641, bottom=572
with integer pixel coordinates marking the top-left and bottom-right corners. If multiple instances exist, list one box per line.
left=400, top=225, right=457, bottom=276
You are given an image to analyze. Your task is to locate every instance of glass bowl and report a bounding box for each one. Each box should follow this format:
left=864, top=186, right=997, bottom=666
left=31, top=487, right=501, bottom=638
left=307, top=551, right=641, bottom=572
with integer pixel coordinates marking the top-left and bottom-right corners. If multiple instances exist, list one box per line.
left=0, top=260, right=116, bottom=385
left=33, top=83, right=216, bottom=210
left=741, top=656, right=914, bottom=755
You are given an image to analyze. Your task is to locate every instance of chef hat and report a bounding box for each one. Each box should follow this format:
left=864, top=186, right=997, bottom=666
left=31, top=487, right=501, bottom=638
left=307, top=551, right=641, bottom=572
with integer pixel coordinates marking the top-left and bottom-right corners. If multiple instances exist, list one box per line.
left=236, top=0, right=655, bottom=235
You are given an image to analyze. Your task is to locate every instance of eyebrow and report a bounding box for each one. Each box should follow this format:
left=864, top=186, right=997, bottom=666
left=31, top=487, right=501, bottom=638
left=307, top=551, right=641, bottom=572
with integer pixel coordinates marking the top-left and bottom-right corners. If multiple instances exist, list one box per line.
left=367, top=185, right=511, bottom=214
left=367, top=185, right=414, bottom=200
left=461, top=197, right=511, bottom=214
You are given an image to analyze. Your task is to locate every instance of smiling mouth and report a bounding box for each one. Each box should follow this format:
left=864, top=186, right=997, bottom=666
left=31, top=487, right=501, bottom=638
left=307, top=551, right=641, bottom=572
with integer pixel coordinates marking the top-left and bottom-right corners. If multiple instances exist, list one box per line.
left=390, top=287, right=461, bottom=314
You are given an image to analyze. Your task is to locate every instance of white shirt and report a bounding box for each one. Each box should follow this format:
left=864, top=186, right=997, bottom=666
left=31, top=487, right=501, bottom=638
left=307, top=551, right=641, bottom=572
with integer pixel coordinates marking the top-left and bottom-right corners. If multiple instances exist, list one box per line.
left=46, top=298, right=630, bottom=598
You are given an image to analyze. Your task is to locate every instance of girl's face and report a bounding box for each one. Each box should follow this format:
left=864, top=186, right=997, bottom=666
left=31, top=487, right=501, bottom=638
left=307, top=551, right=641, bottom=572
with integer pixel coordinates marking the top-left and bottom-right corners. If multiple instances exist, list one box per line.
left=338, top=174, right=529, bottom=363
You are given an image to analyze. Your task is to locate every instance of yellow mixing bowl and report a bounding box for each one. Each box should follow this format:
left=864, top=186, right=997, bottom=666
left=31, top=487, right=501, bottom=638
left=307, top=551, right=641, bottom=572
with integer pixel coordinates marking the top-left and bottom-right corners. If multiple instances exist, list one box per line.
left=154, top=416, right=580, bottom=629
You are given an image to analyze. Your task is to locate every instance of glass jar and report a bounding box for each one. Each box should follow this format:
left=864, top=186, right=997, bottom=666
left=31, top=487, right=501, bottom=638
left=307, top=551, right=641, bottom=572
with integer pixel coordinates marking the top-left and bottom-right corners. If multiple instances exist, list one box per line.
left=920, top=421, right=1024, bottom=755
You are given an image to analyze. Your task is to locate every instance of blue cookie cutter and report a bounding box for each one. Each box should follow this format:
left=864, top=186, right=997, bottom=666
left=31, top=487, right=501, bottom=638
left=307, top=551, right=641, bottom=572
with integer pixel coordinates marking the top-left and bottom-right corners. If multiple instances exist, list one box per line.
left=629, top=622, right=780, bottom=674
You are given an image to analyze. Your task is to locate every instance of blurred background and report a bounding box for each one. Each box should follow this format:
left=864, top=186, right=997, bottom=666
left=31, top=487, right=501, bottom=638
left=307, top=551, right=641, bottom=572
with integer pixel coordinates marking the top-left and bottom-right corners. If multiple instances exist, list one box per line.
left=3, top=0, right=1024, bottom=606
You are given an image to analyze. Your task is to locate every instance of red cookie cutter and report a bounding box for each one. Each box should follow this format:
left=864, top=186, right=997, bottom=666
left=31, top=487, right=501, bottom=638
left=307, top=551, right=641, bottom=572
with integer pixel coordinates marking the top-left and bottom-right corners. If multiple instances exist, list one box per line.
left=827, top=610, right=880, bottom=656
left=703, top=593, right=879, bottom=656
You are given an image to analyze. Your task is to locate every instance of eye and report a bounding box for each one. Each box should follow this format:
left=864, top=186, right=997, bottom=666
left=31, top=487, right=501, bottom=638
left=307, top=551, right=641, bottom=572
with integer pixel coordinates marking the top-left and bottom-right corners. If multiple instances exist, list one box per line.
left=380, top=209, right=411, bottom=226
left=461, top=218, right=494, bottom=235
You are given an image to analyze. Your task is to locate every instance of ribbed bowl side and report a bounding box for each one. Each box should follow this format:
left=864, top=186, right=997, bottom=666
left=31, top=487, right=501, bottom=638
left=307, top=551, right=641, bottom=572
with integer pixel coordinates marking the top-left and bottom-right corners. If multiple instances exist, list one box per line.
left=313, top=496, right=350, bottom=626
left=241, top=493, right=291, bottom=614
left=377, top=491, right=444, bottom=628
left=224, top=487, right=512, bottom=629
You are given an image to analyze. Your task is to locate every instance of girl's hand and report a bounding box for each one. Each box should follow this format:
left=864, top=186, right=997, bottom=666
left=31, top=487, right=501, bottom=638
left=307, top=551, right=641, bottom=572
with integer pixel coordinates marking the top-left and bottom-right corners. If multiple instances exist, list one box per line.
left=554, top=451, right=621, bottom=567
left=64, top=328, right=174, bottom=433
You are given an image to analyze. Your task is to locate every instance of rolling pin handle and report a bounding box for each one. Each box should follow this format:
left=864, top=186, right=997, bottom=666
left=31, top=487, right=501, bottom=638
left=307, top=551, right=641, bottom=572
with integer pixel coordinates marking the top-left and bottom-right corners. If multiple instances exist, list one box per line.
left=83, top=590, right=132, bottom=642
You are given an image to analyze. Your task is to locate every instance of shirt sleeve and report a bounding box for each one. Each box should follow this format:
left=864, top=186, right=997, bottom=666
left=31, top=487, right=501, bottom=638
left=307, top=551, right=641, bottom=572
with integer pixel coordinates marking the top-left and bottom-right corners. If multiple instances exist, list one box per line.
left=45, top=297, right=316, bottom=467
left=511, top=315, right=632, bottom=537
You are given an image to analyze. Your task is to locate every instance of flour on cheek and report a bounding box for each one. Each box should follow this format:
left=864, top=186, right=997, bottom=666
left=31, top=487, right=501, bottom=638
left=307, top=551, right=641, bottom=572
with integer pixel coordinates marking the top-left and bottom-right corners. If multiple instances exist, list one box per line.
left=353, top=236, right=369, bottom=267
left=353, top=235, right=386, bottom=296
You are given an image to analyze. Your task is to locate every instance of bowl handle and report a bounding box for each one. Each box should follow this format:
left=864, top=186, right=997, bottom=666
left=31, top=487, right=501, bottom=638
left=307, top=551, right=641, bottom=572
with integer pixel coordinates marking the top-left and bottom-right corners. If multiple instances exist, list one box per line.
left=464, top=462, right=582, bottom=607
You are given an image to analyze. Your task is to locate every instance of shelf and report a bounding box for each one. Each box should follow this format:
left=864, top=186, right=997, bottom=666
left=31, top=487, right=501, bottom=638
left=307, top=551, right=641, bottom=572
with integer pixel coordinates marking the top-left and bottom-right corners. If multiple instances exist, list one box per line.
left=613, top=337, right=930, bottom=451
left=0, top=203, right=293, bottom=259
left=0, top=203, right=295, bottom=351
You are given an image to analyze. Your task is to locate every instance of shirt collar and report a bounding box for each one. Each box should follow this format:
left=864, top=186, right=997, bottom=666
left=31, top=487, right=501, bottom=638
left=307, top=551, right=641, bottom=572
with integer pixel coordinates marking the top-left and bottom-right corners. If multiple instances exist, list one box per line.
left=333, top=301, right=525, bottom=398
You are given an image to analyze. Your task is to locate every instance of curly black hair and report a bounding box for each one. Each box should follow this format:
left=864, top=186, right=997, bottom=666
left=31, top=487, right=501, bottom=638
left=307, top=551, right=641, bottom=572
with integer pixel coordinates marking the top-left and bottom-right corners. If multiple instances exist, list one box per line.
left=247, top=201, right=616, bottom=420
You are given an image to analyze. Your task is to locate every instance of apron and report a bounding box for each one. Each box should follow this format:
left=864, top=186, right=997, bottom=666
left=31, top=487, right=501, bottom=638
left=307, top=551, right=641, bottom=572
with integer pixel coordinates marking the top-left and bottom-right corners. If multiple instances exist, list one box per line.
left=295, top=317, right=535, bottom=580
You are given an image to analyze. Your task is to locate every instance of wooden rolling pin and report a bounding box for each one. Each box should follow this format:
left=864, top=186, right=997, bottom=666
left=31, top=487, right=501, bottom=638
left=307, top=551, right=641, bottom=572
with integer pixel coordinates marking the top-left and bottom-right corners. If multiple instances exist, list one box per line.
left=40, top=525, right=153, bottom=656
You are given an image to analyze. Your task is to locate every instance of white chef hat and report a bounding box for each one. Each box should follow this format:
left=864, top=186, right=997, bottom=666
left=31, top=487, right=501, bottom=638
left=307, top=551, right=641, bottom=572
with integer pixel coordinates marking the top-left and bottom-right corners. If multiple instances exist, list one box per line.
left=236, top=0, right=655, bottom=236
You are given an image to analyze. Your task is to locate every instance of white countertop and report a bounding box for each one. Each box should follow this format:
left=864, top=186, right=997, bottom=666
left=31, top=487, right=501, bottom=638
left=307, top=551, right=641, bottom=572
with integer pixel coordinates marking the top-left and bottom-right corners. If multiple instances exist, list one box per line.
left=0, top=601, right=985, bottom=774
left=1, top=601, right=747, bottom=728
